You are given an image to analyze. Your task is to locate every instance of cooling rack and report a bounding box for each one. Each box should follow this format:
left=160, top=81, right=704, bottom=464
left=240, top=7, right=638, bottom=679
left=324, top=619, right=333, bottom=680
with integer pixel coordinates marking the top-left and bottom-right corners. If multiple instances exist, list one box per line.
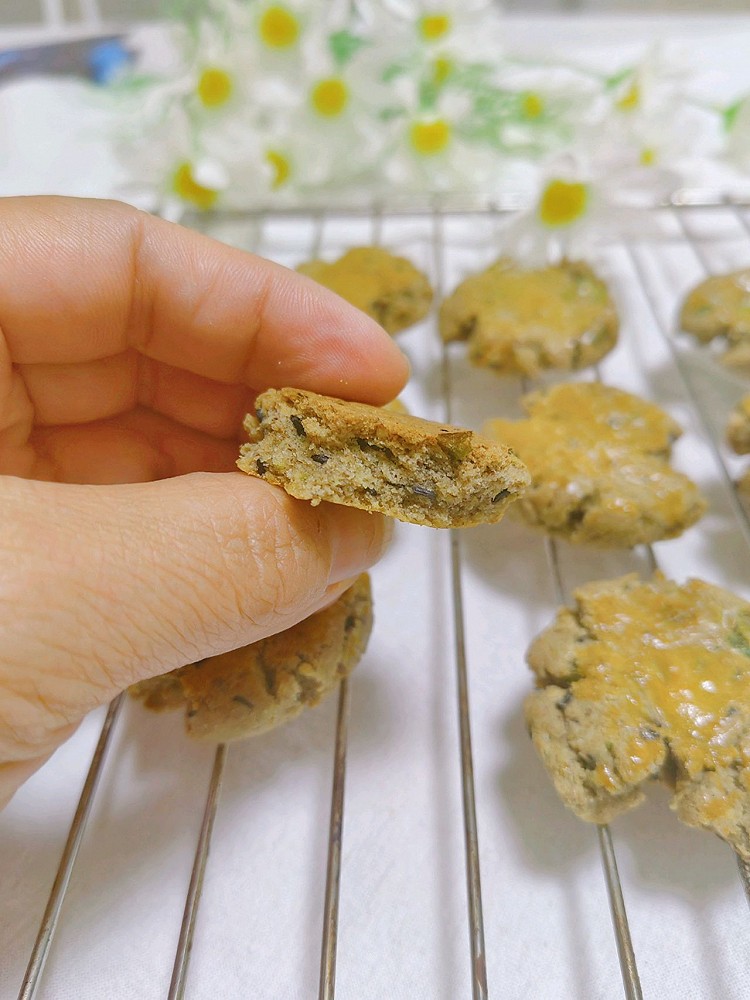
left=5, top=194, right=750, bottom=1000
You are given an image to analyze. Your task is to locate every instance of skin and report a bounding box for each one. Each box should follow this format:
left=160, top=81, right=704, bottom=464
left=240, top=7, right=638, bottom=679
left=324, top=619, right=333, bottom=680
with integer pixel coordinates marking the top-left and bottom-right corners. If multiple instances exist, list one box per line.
left=0, top=196, right=409, bottom=808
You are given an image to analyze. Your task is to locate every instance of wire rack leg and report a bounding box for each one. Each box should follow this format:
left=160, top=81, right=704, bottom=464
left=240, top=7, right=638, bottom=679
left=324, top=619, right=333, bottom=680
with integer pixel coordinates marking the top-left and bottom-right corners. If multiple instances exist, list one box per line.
left=431, top=205, right=488, bottom=1000
left=18, top=694, right=125, bottom=1000
left=318, top=677, right=352, bottom=1000
left=167, top=743, right=227, bottom=1000
left=597, top=826, right=644, bottom=1000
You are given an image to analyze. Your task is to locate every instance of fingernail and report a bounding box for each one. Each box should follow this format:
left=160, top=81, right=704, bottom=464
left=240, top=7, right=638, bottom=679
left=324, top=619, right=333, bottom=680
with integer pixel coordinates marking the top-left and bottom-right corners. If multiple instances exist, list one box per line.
left=327, top=506, right=393, bottom=584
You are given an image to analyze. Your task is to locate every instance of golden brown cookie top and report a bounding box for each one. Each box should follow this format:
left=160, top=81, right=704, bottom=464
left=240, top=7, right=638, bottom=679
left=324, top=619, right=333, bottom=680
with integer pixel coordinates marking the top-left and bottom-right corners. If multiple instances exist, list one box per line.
left=528, top=573, right=750, bottom=791
left=680, top=268, right=750, bottom=349
left=439, top=258, right=618, bottom=376
left=486, top=381, right=681, bottom=494
left=298, top=246, right=433, bottom=334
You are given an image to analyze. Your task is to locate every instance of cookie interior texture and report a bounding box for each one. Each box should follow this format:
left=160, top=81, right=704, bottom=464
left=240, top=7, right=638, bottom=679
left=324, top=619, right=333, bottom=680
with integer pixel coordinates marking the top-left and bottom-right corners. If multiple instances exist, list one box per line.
left=130, top=574, right=372, bottom=742
left=237, top=387, right=530, bottom=528
left=439, top=258, right=618, bottom=376
left=679, top=268, right=750, bottom=367
left=485, top=381, right=706, bottom=547
left=297, top=246, right=433, bottom=334
left=526, top=572, right=750, bottom=858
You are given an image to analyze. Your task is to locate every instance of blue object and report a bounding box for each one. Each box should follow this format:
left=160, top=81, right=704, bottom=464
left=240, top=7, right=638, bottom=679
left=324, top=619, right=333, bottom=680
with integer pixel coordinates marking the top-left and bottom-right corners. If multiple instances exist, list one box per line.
left=0, top=36, right=132, bottom=86
left=88, top=38, right=132, bottom=85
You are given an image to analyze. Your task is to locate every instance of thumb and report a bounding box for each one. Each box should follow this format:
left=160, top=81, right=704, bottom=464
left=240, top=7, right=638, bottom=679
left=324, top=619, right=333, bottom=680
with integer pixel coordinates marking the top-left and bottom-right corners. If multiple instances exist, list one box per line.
left=0, top=472, right=388, bottom=780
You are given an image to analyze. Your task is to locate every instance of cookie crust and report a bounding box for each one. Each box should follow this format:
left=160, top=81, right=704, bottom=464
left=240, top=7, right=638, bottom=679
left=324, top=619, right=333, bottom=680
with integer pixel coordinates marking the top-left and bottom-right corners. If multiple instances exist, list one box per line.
left=526, top=573, right=750, bottom=858
left=298, top=246, right=433, bottom=334
left=679, top=269, right=750, bottom=368
left=485, top=382, right=706, bottom=547
left=440, top=259, right=618, bottom=377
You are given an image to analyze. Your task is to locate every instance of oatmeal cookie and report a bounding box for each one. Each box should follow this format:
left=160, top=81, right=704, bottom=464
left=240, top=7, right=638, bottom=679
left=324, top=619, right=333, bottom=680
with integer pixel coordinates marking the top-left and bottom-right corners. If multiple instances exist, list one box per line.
left=298, top=246, right=433, bottom=334
left=439, top=258, right=618, bottom=377
left=237, top=387, right=530, bottom=528
left=131, top=574, right=372, bottom=742
left=728, top=394, right=750, bottom=455
left=679, top=269, right=750, bottom=368
left=526, top=573, right=750, bottom=858
left=485, top=382, right=706, bottom=547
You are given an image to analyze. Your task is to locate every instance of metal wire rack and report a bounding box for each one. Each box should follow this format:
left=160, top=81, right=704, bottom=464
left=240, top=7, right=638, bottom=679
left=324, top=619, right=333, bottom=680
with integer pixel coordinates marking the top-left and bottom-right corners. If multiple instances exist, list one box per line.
left=5, top=194, right=750, bottom=1000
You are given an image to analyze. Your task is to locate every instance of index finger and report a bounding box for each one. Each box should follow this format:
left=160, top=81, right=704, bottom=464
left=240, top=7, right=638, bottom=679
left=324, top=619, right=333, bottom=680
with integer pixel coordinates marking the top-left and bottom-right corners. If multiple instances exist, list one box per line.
left=0, top=196, right=410, bottom=404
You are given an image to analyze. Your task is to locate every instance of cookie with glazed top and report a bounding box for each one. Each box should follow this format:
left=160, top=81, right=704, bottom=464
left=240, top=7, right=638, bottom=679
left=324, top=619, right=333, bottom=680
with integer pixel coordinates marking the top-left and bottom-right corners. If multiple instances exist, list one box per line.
left=484, top=381, right=706, bottom=547
left=131, top=574, right=372, bottom=742
left=439, top=258, right=618, bottom=377
left=526, top=573, right=750, bottom=859
left=679, top=268, right=750, bottom=368
left=237, top=387, right=530, bottom=528
left=298, top=246, right=433, bottom=335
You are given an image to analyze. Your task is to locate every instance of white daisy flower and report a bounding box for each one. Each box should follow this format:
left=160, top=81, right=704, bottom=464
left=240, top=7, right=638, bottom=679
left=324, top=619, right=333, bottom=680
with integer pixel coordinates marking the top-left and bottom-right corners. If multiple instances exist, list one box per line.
left=499, top=152, right=664, bottom=265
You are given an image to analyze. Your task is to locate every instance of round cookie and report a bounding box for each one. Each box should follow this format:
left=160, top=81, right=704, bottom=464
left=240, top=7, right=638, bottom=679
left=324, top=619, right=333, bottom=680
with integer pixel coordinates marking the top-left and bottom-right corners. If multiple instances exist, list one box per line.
left=440, top=258, right=618, bottom=377
left=131, top=574, right=373, bottom=742
left=485, top=381, right=706, bottom=547
left=525, top=572, right=750, bottom=859
left=679, top=268, right=750, bottom=368
left=298, top=246, right=433, bottom=335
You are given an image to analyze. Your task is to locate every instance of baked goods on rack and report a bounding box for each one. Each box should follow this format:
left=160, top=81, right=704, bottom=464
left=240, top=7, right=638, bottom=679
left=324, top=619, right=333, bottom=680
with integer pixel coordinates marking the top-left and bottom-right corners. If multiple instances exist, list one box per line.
left=726, top=394, right=750, bottom=495
left=439, top=259, right=618, bottom=377
left=525, top=572, right=750, bottom=859
left=298, top=246, right=433, bottom=334
left=484, top=381, right=706, bottom=547
left=679, top=268, right=750, bottom=368
left=131, top=574, right=372, bottom=742
left=237, top=387, right=530, bottom=528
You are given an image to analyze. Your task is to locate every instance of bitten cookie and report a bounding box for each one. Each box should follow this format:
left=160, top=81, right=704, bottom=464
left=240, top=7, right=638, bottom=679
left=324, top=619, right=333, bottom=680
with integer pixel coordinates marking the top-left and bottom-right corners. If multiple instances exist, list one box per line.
left=439, top=258, right=618, bottom=376
left=526, top=573, right=750, bottom=858
left=485, top=381, right=706, bottom=547
left=679, top=269, right=750, bottom=368
left=298, top=246, right=433, bottom=334
left=237, top=387, right=530, bottom=528
left=131, top=574, right=372, bottom=742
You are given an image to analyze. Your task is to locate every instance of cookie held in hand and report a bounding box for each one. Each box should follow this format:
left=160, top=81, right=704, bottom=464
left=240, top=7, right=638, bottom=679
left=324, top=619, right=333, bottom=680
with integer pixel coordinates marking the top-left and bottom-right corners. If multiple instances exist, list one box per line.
left=526, top=573, right=750, bottom=859
left=131, top=574, right=372, bottom=742
left=237, top=387, right=530, bottom=528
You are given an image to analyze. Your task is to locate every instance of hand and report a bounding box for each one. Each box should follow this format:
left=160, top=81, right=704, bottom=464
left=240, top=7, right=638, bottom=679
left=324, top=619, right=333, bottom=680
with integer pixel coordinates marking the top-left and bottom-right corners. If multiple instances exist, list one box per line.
left=0, top=196, right=409, bottom=807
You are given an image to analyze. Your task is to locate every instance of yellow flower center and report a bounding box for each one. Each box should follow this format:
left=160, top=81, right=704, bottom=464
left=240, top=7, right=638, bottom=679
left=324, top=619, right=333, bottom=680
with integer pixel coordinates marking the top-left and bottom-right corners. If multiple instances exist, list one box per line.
left=522, top=92, right=545, bottom=119
left=537, top=179, right=589, bottom=228
left=266, top=149, right=291, bottom=188
left=410, top=119, right=451, bottom=156
left=172, top=162, right=218, bottom=210
left=258, top=5, right=300, bottom=48
left=310, top=77, right=349, bottom=117
left=418, top=13, right=451, bottom=42
left=616, top=82, right=640, bottom=112
left=639, top=146, right=656, bottom=167
left=432, top=56, right=453, bottom=85
left=196, top=67, right=233, bottom=108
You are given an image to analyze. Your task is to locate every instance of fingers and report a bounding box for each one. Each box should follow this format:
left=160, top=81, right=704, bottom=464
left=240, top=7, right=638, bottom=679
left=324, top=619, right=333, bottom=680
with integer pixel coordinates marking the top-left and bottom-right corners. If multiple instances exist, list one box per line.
left=0, top=472, right=390, bottom=789
left=19, top=350, right=255, bottom=435
left=0, top=196, right=409, bottom=403
left=30, top=407, right=242, bottom=483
